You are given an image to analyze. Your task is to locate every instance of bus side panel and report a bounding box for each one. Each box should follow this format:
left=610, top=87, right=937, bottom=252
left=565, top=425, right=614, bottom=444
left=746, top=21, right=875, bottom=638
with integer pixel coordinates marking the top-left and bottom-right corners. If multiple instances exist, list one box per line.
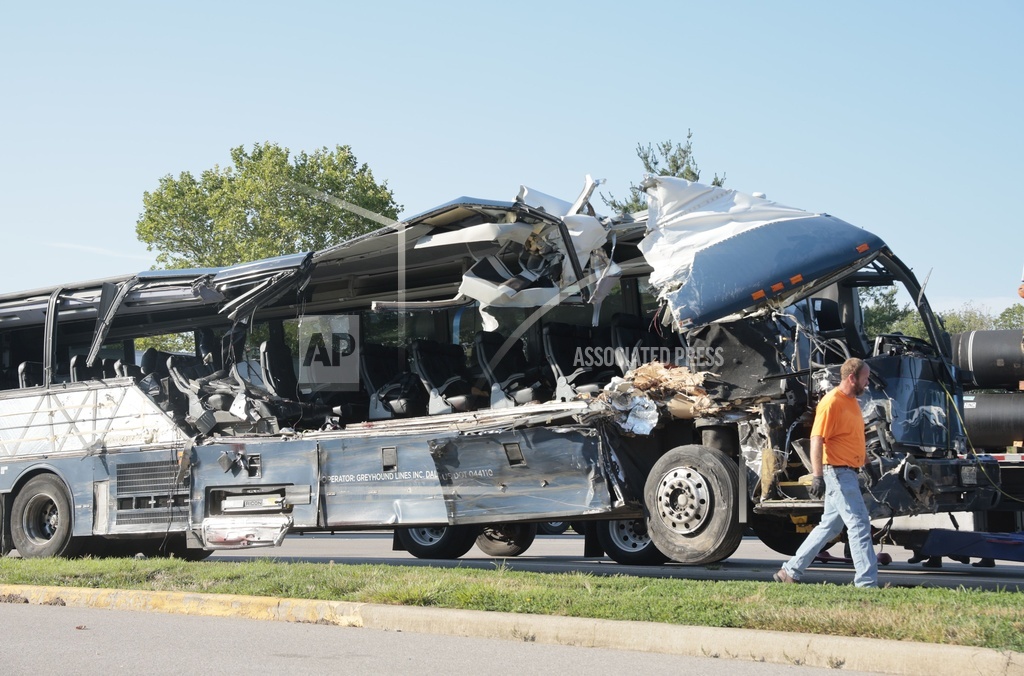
left=435, top=426, right=612, bottom=525
left=92, top=449, right=188, bottom=536
left=319, top=425, right=613, bottom=527
left=319, top=432, right=450, bottom=527
left=189, top=438, right=321, bottom=529
left=0, top=459, right=96, bottom=538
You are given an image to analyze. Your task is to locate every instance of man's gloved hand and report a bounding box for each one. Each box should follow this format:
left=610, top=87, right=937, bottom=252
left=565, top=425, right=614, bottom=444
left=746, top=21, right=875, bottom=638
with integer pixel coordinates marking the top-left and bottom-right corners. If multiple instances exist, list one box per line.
left=809, top=475, right=825, bottom=499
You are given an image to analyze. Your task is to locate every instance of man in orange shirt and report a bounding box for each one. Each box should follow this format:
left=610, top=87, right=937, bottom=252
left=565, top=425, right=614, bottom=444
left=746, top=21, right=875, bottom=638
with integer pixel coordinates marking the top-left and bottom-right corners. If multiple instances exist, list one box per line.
left=774, top=357, right=879, bottom=588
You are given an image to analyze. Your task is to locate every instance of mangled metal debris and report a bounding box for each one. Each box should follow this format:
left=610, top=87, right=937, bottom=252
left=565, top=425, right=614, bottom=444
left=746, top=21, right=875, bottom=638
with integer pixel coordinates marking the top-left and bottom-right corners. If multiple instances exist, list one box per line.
left=591, top=362, right=722, bottom=434
left=0, top=172, right=1016, bottom=566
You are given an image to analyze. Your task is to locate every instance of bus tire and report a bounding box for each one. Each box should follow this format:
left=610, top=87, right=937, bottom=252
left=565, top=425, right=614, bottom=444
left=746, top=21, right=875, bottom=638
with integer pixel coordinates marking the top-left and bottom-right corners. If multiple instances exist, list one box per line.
left=10, top=475, right=83, bottom=558
left=1, top=500, right=12, bottom=556
left=397, top=525, right=478, bottom=559
left=750, top=512, right=815, bottom=556
left=595, top=518, right=669, bottom=565
left=538, top=521, right=569, bottom=535
left=475, top=523, right=537, bottom=557
left=644, top=445, right=743, bottom=565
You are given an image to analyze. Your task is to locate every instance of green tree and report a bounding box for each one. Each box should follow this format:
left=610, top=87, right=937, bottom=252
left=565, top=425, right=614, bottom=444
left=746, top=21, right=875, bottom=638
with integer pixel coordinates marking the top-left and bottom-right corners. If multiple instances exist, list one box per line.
left=860, top=290, right=1006, bottom=341
left=995, top=304, right=1024, bottom=330
left=136, top=143, right=401, bottom=269
left=860, top=287, right=913, bottom=339
left=602, top=131, right=726, bottom=214
left=889, top=312, right=928, bottom=340
left=937, top=302, right=995, bottom=335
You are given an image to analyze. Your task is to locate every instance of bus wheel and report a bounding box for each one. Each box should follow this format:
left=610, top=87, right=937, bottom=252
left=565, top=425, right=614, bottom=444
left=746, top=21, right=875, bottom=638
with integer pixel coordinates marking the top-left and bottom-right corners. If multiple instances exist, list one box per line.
left=538, top=521, right=569, bottom=535
left=397, top=525, right=478, bottom=560
left=475, top=523, right=537, bottom=557
left=1, top=502, right=11, bottom=557
left=596, top=518, right=669, bottom=565
left=751, top=512, right=815, bottom=556
left=10, top=475, right=83, bottom=558
left=644, top=445, right=743, bottom=565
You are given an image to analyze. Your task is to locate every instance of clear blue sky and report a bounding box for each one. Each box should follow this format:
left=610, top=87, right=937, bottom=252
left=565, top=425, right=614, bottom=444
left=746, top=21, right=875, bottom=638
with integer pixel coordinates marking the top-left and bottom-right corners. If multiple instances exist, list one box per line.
left=2, top=1, right=1021, bottom=313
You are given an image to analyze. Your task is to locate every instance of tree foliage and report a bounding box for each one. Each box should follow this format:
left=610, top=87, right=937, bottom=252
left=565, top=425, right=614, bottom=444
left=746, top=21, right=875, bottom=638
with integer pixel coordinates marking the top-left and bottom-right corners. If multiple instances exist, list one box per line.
left=861, top=288, right=1022, bottom=341
left=937, top=303, right=996, bottom=334
left=136, top=143, right=401, bottom=269
left=860, top=287, right=907, bottom=339
left=602, top=131, right=726, bottom=214
left=995, top=304, right=1024, bottom=330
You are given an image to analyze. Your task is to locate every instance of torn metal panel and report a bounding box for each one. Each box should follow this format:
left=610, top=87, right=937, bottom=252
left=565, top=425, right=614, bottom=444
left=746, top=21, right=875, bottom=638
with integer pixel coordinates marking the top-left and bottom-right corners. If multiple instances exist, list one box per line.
left=641, top=177, right=886, bottom=330
left=319, top=425, right=615, bottom=527
left=686, top=318, right=795, bottom=403
left=200, top=515, right=292, bottom=548
left=337, top=400, right=592, bottom=436
left=213, top=252, right=313, bottom=321
left=0, top=382, right=189, bottom=458
left=516, top=185, right=576, bottom=217
left=431, top=426, right=612, bottom=525
left=439, top=179, right=617, bottom=330
left=414, top=221, right=533, bottom=249
left=189, top=438, right=321, bottom=544
left=87, top=278, right=137, bottom=365
left=737, top=420, right=768, bottom=498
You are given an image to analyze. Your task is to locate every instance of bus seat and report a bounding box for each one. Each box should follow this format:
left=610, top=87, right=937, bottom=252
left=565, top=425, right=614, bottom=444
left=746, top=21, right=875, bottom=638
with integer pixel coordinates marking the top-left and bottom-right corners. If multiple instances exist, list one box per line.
left=17, top=361, right=44, bottom=388
left=360, top=344, right=426, bottom=420
left=474, top=331, right=550, bottom=408
left=260, top=339, right=299, bottom=399
left=115, top=359, right=144, bottom=379
left=410, top=339, right=484, bottom=415
left=542, top=323, right=615, bottom=401
left=70, top=354, right=106, bottom=382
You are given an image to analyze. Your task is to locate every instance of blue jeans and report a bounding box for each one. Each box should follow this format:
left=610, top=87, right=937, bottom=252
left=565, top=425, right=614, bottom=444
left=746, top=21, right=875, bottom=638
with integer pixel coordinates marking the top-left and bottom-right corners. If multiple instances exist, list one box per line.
left=782, top=465, right=878, bottom=588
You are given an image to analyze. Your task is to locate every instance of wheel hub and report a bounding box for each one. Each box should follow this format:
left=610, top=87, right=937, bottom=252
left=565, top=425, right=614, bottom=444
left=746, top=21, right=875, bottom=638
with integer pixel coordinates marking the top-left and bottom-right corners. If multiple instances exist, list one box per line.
left=482, top=525, right=522, bottom=544
left=407, top=526, right=446, bottom=547
left=25, top=496, right=60, bottom=544
left=610, top=519, right=652, bottom=550
left=655, top=466, right=710, bottom=535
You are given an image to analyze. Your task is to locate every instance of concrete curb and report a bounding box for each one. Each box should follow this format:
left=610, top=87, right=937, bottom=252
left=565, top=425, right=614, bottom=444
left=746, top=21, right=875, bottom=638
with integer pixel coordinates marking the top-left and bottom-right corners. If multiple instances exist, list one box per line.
left=1, top=584, right=1021, bottom=675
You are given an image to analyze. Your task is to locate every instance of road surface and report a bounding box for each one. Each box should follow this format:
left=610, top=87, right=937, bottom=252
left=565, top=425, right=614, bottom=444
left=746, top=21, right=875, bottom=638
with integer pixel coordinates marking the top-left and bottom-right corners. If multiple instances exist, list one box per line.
left=209, top=532, right=1024, bottom=591
left=0, top=602, right=877, bottom=676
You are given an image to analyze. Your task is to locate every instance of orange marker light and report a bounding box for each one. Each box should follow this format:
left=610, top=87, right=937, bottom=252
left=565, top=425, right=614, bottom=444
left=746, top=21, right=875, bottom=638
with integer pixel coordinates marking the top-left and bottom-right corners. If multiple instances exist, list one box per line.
left=752, top=289, right=766, bottom=300
left=856, top=243, right=870, bottom=253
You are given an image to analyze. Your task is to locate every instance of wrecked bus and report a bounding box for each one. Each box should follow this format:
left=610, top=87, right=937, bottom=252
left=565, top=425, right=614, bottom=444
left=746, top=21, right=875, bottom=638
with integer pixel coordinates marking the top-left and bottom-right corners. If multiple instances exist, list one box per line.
left=0, top=176, right=1011, bottom=563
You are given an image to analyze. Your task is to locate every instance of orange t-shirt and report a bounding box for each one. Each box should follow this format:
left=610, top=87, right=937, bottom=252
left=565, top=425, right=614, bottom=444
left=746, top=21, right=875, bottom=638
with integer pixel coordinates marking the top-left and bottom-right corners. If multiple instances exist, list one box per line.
left=811, top=386, right=865, bottom=468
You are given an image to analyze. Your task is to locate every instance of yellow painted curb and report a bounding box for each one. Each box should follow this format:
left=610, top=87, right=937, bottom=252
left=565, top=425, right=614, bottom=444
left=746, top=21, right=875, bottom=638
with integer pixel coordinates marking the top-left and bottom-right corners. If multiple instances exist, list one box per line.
left=0, top=584, right=363, bottom=626
left=1, top=584, right=1022, bottom=675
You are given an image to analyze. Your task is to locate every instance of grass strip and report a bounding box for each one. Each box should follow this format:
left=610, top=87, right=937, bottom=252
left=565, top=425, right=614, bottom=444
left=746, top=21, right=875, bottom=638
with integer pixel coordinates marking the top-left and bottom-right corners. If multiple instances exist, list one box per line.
left=2, top=557, right=1022, bottom=652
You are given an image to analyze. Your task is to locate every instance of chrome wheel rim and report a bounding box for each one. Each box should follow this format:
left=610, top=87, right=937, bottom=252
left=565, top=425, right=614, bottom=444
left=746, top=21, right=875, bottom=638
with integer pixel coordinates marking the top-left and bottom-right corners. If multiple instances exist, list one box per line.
left=407, top=526, right=447, bottom=547
left=608, top=519, right=652, bottom=550
left=654, top=466, right=710, bottom=535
